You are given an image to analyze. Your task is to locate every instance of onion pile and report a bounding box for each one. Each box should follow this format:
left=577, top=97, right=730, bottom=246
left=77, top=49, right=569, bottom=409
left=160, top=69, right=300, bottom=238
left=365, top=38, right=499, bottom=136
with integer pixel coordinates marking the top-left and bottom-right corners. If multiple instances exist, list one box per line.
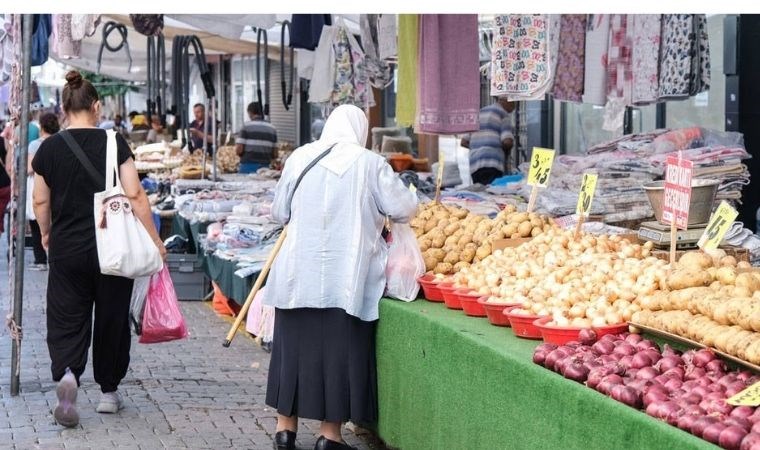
left=451, top=229, right=662, bottom=326
left=533, top=333, right=760, bottom=449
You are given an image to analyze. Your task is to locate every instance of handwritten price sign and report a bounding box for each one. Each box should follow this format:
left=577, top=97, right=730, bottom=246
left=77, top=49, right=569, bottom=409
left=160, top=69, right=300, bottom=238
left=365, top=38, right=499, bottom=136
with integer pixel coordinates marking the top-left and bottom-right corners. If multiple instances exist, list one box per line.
left=727, top=381, right=760, bottom=406
left=662, top=155, right=693, bottom=230
left=698, top=201, right=738, bottom=250
left=527, top=148, right=555, bottom=188
left=576, top=173, right=598, bottom=217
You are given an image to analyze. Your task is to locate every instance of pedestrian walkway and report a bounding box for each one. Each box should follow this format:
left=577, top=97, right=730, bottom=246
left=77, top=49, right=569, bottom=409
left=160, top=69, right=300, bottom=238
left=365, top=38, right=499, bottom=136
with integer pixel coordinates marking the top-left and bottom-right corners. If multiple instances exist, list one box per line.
left=0, top=248, right=387, bottom=449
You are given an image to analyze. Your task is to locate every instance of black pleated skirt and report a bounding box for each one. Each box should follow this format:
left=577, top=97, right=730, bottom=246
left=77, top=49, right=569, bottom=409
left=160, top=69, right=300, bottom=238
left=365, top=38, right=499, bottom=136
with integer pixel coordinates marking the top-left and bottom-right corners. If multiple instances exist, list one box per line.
left=265, top=307, right=378, bottom=423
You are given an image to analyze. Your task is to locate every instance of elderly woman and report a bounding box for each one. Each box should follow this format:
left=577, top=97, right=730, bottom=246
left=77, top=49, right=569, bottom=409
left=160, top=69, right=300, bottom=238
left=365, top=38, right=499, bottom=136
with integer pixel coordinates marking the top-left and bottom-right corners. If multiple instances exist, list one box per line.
left=264, top=105, right=417, bottom=450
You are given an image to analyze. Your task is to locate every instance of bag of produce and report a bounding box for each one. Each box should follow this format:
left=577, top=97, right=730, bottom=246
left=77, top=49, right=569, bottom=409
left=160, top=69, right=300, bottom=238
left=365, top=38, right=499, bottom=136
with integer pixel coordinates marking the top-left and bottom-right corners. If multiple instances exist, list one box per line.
left=139, top=266, right=189, bottom=344
left=385, top=222, right=425, bottom=301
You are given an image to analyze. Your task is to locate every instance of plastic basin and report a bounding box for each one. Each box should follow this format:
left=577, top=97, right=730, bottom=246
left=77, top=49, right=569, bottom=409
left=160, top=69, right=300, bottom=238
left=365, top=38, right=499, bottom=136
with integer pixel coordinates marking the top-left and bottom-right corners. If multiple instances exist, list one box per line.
left=504, top=307, right=544, bottom=339
left=479, top=298, right=520, bottom=327
left=418, top=273, right=444, bottom=302
left=456, top=289, right=487, bottom=317
left=440, top=284, right=463, bottom=310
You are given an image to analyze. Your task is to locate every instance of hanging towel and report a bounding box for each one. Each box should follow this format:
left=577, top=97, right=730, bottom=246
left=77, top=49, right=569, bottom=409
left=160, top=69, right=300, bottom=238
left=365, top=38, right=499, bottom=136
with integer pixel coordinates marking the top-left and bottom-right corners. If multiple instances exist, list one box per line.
left=631, top=14, right=662, bottom=105
left=491, top=15, right=551, bottom=99
left=659, top=14, right=695, bottom=100
left=582, top=14, right=610, bottom=106
left=417, top=14, right=480, bottom=134
left=290, top=14, right=332, bottom=51
left=395, top=14, right=418, bottom=128
left=377, top=14, right=397, bottom=60
left=603, top=14, right=633, bottom=131
left=551, top=14, right=586, bottom=102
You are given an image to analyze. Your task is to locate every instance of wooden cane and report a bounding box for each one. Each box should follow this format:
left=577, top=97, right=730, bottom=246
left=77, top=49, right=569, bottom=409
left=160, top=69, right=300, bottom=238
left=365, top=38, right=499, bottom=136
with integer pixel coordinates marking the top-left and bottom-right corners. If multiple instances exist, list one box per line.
left=222, top=226, right=288, bottom=347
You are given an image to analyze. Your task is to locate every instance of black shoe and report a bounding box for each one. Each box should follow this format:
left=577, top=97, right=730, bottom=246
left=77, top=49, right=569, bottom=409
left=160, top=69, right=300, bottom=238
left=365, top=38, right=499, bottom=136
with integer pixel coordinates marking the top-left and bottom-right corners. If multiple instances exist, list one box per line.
left=314, top=436, right=357, bottom=450
left=274, top=430, right=296, bottom=450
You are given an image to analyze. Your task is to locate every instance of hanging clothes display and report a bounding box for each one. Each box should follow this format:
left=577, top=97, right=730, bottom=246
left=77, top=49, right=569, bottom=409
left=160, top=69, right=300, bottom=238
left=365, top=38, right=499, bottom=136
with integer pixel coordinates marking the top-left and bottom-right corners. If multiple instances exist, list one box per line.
left=658, top=14, right=695, bottom=100
left=691, top=14, right=711, bottom=95
left=631, top=14, right=662, bottom=105
left=603, top=14, right=633, bottom=131
left=551, top=14, right=587, bottom=103
left=52, top=14, right=99, bottom=60
left=417, top=14, right=480, bottom=134
left=395, top=14, right=418, bottom=128
left=359, top=14, right=392, bottom=88
left=490, top=15, right=558, bottom=101
left=168, top=14, right=276, bottom=41
left=31, top=14, right=52, bottom=67
left=1, top=14, right=13, bottom=85
left=309, top=20, right=374, bottom=115
left=582, top=14, right=610, bottom=105
left=70, top=14, right=99, bottom=41
left=377, top=14, right=397, bottom=61
left=290, top=14, right=332, bottom=51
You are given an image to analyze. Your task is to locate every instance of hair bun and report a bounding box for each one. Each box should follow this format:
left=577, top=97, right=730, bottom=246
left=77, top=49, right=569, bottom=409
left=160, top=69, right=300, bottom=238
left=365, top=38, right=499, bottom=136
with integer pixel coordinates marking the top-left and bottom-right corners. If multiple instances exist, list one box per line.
left=65, top=70, right=83, bottom=88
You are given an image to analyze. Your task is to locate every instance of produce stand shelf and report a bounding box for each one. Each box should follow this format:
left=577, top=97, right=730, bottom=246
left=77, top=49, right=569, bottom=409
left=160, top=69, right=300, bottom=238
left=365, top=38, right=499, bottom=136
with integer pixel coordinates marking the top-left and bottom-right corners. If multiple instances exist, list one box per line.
left=630, top=321, right=760, bottom=373
left=375, top=299, right=714, bottom=450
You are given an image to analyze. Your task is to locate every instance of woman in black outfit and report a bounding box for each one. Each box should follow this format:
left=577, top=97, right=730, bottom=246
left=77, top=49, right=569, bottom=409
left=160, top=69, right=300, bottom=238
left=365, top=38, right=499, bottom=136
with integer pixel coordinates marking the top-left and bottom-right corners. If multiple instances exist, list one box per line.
left=31, top=71, right=166, bottom=428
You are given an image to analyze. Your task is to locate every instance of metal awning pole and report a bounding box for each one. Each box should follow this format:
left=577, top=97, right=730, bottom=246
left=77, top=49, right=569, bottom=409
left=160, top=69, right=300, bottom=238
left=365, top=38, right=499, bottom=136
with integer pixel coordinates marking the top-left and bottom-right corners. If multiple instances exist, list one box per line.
left=11, top=13, right=34, bottom=397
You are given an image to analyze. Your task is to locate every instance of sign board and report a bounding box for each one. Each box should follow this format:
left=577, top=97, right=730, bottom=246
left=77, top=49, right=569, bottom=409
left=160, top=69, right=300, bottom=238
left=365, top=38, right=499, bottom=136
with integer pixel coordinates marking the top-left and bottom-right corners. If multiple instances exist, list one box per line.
left=527, top=148, right=555, bottom=188
left=576, top=173, right=598, bottom=217
left=698, top=201, right=739, bottom=250
left=662, top=155, right=694, bottom=230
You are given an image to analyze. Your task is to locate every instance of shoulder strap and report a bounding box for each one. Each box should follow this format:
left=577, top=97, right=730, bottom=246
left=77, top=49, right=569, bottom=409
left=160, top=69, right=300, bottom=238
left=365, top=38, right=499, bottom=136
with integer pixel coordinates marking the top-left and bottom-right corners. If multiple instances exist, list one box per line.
left=60, top=130, right=105, bottom=187
left=285, top=144, right=336, bottom=219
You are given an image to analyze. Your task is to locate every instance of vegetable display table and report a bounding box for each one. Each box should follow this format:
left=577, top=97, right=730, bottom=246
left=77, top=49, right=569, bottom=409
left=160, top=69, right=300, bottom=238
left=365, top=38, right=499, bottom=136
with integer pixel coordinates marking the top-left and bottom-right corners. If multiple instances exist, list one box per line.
left=375, top=299, right=714, bottom=450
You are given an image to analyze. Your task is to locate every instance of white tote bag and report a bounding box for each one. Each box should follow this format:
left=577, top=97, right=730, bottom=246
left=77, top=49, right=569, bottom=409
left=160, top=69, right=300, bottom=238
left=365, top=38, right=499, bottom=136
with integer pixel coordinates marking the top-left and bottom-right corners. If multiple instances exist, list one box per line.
left=94, top=130, right=163, bottom=278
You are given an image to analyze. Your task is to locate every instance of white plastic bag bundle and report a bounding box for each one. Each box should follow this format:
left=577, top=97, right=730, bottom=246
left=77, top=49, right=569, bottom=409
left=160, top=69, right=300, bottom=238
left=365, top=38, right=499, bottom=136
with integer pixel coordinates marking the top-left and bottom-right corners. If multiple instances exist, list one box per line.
left=385, top=222, right=425, bottom=301
left=129, top=276, right=151, bottom=335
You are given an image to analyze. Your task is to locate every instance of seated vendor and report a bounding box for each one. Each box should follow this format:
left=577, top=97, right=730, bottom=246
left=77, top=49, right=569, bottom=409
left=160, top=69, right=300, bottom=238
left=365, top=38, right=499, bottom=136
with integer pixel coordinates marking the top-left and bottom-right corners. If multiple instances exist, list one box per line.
left=461, top=97, right=515, bottom=185
left=235, top=102, right=278, bottom=174
left=146, top=116, right=164, bottom=143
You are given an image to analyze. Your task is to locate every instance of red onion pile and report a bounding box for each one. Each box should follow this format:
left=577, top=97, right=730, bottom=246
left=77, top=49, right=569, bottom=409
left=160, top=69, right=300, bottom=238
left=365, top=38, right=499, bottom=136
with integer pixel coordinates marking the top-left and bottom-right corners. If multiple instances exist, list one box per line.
left=533, top=333, right=760, bottom=450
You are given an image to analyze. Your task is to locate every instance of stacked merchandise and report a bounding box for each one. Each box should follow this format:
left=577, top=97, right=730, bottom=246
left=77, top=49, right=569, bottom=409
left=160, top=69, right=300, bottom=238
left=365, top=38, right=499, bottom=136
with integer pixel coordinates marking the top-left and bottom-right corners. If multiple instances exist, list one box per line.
left=723, top=222, right=760, bottom=265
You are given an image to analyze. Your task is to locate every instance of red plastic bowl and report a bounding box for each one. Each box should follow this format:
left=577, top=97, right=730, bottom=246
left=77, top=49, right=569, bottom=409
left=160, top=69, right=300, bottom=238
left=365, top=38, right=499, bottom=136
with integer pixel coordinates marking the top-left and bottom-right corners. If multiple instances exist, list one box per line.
left=478, top=297, right=520, bottom=327
left=504, top=307, right=544, bottom=339
left=417, top=273, right=444, bottom=302
left=534, top=317, right=585, bottom=345
left=455, top=289, right=487, bottom=317
left=440, top=284, right=463, bottom=310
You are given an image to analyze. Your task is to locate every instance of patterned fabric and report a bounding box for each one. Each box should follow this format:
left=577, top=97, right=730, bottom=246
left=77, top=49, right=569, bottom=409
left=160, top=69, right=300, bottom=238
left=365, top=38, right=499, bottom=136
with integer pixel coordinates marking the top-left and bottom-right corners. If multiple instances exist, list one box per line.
left=551, top=14, right=586, bottom=102
left=359, top=14, right=392, bottom=88
left=658, top=14, right=694, bottom=99
left=490, top=14, right=550, bottom=97
left=631, top=14, right=661, bottom=105
left=691, top=14, right=711, bottom=95
left=326, top=27, right=372, bottom=114
left=603, top=14, right=633, bottom=131
left=417, top=14, right=480, bottom=134
left=582, top=14, right=610, bottom=105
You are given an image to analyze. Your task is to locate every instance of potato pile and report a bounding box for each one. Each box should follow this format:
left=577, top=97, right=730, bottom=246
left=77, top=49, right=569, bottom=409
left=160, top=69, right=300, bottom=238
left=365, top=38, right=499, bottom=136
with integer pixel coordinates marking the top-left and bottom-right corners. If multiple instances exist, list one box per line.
left=216, top=146, right=241, bottom=173
left=448, top=228, right=661, bottom=326
left=632, top=310, right=760, bottom=365
left=411, top=203, right=555, bottom=274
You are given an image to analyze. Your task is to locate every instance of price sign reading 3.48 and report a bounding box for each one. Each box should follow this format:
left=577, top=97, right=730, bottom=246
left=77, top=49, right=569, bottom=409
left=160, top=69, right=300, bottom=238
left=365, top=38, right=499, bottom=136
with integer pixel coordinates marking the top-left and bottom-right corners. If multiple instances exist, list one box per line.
left=698, top=201, right=739, bottom=251
left=527, top=148, right=555, bottom=187
left=576, top=173, right=598, bottom=217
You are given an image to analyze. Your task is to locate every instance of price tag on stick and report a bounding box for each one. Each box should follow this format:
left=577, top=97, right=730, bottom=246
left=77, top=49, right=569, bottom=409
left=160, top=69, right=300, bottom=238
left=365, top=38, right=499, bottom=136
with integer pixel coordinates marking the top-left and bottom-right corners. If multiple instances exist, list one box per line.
left=575, top=173, right=598, bottom=237
left=727, top=381, right=760, bottom=406
left=698, top=201, right=738, bottom=251
left=526, top=147, right=555, bottom=213
left=662, top=153, right=693, bottom=264
left=434, top=151, right=444, bottom=204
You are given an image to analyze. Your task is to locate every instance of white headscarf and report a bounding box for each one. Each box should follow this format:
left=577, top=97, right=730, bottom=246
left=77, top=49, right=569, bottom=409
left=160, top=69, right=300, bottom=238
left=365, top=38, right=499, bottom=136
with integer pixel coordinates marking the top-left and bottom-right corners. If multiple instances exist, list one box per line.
left=316, top=105, right=369, bottom=177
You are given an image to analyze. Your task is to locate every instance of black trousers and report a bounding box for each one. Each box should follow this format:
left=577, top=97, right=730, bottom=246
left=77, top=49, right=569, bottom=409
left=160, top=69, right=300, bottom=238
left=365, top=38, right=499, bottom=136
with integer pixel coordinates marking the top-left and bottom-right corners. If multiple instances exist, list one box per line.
left=29, top=220, right=47, bottom=264
left=47, top=248, right=134, bottom=393
left=472, top=167, right=503, bottom=185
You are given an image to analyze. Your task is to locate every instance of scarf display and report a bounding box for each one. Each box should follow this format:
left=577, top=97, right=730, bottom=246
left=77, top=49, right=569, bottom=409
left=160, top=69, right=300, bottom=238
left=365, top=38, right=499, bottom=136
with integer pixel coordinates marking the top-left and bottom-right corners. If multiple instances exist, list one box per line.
left=417, top=14, right=480, bottom=134
left=582, top=14, right=610, bottom=106
left=602, top=14, right=634, bottom=131
left=631, top=14, right=662, bottom=105
left=395, top=14, right=418, bottom=128
left=551, top=15, right=586, bottom=103
left=658, top=14, right=710, bottom=100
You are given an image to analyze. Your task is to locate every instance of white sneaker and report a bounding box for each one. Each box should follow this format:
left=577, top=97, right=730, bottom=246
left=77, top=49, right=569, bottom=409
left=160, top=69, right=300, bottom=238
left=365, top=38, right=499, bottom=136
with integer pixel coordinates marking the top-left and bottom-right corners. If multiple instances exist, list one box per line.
left=96, top=391, right=123, bottom=414
left=53, top=370, right=79, bottom=427
left=29, top=264, right=48, bottom=271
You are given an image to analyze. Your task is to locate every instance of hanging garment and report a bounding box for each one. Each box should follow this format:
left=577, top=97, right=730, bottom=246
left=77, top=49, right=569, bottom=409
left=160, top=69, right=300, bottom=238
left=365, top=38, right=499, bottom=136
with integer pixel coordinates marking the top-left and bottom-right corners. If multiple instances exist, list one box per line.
left=631, top=14, right=662, bottom=105
left=417, top=14, right=480, bottom=134
left=1, top=15, right=12, bottom=85
left=168, top=14, right=276, bottom=41
left=582, top=14, right=610, bottom=105
left=551, top=14, right=586, bottom=102
left=603, top=14, right=633, bottom=131
left=129, top=14, right=163, bottom=37
left=359, top=14, right=392, bottom=88
left=491, top=15, right=550, bottom=98
left=659, top=14, right=695, bottom=100
left=395, top=14, right=418, bottom=128
left=70, top=14, right=99, bottom=41
left=690, top=14, right=710, bottom=95
left=31, top=14, right=52, bottom=67
left=52, top=14, right=80, bottom=59
left=377, top=14, right=397, bottom=60
left=290, top=14, right=332, bottom=51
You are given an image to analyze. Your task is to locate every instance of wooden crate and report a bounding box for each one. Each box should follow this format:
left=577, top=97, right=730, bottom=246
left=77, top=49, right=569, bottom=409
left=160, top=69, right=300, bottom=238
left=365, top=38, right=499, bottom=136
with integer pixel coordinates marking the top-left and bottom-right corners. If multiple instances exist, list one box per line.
left=651, top=246, right=749, bottom=263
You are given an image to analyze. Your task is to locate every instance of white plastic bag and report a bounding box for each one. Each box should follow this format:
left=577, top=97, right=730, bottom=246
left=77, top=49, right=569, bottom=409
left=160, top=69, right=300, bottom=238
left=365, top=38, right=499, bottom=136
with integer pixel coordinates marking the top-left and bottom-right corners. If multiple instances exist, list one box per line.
left=129, top=276, right=150, bottom=335
left=94, top=130, right=163, bottom=278
left=385, top=222, right=425, bottom=301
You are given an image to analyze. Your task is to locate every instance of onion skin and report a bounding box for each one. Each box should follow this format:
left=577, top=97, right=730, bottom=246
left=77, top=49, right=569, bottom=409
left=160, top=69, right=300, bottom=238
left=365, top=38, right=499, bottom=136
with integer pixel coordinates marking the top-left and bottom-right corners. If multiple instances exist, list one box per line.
left=685, top=366, right=707, bottom=381
left=706, top=358, right=728, bottom=375
left=678, top=413, right=699, bottom=431
left=578, top=328, right=597, bottom=345
left=533, top=350, right=548, bottom=366
left=741, top=433, right=760, bottom=450
left=630, top=353, right=652, bottom=369
left=752, top=422, right=760, bottom=435
left=692, top=416, right=720, bottom=438
left=720, top=425, right=749, bottom=450
left=611, top=385, right=642, bottom=409
left=636, top=366, right=659, bottom=381
left=656, top=355, right=684, bottom=373
left=613, top=343, right=637, bottom=357
left=662, top=367, right=685, bottom=381
left=625, top=333, right=643, bottom=344
left=592, top=340, right=615, bottom=356
left=728, top=418, right=753, bottom=433
left=704, top=422, right=728, bottom=444
left=733, top=407, right=756, bottom=421
left=662, top=344, right=681, bottom=357
left=693, top=349, right=718, bottom=368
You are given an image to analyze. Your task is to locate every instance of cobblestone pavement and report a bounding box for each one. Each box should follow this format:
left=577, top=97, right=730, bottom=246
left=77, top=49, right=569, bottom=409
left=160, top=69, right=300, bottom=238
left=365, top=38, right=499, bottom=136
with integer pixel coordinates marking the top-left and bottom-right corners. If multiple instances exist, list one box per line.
left=0, top=247, right=388, bottom=449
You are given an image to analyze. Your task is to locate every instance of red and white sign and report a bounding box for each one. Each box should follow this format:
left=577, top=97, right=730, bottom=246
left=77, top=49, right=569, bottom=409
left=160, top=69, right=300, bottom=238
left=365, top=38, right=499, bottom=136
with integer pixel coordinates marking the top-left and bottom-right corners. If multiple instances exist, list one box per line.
left=662, top=154, right=693, bottom=230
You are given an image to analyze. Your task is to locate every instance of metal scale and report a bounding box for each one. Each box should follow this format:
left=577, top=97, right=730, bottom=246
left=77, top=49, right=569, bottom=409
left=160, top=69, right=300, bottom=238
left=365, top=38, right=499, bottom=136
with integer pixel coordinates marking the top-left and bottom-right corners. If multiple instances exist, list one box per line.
left=638, top=221, right=709, bottom=249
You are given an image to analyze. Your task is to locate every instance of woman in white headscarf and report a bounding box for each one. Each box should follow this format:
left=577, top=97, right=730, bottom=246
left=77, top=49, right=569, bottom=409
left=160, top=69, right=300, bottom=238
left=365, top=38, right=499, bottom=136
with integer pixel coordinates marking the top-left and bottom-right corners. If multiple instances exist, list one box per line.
left=264, top=105, right=417, bottom=450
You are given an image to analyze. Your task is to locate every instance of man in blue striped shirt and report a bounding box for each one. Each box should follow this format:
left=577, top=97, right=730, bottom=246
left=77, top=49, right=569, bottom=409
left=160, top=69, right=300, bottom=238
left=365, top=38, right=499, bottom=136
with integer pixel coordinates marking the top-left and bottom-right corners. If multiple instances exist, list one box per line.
left=462, top=97, right=515, bottom=185
left=235, top=102, right=278, bottom=174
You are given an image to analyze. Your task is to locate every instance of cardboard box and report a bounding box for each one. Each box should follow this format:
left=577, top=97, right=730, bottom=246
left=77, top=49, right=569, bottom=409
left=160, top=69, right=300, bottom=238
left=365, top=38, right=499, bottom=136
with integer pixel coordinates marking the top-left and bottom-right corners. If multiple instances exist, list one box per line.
left=492, top=238, right=533, bottom=251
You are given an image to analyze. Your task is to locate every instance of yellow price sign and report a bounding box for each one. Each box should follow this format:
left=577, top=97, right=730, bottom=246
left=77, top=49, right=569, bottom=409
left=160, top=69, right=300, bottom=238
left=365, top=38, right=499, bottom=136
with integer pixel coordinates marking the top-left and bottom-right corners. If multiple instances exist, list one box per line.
left=576, top=173, right=598, bottom=217
left=727, top=381, right=760, bottom=406
left=698, top=201, right=739, bottom=251
left=527, top=147, right=555, bottom=187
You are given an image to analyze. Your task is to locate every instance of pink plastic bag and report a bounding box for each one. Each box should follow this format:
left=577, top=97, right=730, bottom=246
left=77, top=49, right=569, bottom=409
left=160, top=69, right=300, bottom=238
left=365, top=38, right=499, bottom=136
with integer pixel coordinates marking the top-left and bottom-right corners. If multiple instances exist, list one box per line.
left=139, top=266, right=188, bottom=344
